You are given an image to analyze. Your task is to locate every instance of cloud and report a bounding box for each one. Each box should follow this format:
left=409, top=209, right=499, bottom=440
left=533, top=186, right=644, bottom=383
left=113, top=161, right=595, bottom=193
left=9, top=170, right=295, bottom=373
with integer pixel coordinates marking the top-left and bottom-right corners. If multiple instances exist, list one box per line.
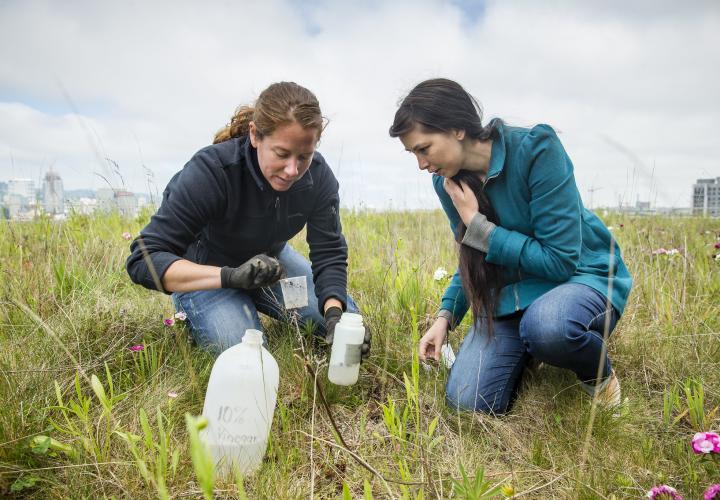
left=1, top=0, right=718, bottom=208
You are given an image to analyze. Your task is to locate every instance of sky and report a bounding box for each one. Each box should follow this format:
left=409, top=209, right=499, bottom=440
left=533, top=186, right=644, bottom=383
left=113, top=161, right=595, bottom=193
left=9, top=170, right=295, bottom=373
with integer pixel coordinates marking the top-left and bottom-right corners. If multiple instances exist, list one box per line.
left=1, top=0, right=718, bottom=209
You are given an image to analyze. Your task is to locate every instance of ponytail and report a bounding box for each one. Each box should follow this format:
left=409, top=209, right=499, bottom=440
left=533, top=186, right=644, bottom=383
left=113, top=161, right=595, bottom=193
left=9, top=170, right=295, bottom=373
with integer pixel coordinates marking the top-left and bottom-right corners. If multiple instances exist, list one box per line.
left=213, top=106, right=254, bottom=144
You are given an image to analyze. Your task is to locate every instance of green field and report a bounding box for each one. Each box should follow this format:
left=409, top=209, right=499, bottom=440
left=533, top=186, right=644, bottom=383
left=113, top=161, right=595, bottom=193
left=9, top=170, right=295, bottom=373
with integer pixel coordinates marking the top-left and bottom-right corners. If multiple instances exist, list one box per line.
left=1, top=210, right=719, bottom=498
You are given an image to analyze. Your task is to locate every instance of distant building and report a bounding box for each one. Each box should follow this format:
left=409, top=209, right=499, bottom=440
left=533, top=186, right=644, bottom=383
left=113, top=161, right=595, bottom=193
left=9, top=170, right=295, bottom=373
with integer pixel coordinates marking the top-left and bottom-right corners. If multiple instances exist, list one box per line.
left=692, top=177, right=720, bottom=217
left=636, top=200, right=651, bottom=211
left=115, top=190, right=138, bottom=217
left=42, top=169, right=65, bottom=215
left=8, top=178, right=35, bottom=200
left=66, top=197, right=98, bottom=215
left=96, top=188, right=138, bottom=217
left=5, top=178, right=35, bottom=217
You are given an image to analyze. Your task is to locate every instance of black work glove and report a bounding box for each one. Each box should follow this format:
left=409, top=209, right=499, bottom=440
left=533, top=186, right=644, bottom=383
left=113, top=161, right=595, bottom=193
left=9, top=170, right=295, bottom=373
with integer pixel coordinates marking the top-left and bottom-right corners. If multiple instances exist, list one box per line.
left=324, top=306, right=372, bottom=360
left=220, top=254, right=284, bottom=290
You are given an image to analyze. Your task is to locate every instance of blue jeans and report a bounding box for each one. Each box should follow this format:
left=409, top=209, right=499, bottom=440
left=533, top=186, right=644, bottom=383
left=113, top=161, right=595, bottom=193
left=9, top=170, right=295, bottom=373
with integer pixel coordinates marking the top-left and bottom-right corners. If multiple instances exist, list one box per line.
left=172, top=244, right=358, bottom=355
left=445, top=283, right=619, bottom=415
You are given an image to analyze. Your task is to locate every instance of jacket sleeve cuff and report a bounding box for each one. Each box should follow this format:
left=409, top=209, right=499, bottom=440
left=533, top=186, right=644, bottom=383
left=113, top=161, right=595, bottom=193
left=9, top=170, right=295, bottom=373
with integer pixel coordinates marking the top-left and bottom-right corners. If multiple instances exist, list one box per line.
left=436, top=309, right=457, bottom=331
left=461, top=213, right=496, bottom=253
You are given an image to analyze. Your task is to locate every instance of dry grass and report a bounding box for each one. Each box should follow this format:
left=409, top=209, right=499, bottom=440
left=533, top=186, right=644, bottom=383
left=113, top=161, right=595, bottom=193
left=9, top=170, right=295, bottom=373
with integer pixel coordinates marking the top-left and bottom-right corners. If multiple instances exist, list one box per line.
left=0, top=209, right=718, bottom=498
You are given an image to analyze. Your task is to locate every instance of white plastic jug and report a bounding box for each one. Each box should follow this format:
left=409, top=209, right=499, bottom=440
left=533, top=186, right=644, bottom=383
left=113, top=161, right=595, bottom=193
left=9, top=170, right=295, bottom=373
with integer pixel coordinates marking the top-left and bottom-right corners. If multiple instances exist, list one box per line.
left=200, top=329, right=279, bottom=477
left=328, top=313, right=365, bottom=385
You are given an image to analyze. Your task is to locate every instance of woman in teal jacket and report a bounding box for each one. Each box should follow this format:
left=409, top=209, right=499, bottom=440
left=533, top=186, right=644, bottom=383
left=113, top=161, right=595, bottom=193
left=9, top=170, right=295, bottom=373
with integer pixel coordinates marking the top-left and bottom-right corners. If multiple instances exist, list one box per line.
left=389, top=78, right=632, bottom=414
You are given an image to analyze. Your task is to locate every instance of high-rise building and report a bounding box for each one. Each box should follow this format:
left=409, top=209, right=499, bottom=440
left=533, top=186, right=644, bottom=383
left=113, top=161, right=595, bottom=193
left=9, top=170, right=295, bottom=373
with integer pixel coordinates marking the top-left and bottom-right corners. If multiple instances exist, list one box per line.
left=8, top=178, right=35, bottom=199
left=692, top=177, right=720, bottom=217
left=6, top=178, right=35, bottom=216
left=43, top=169, right=65, bottom=215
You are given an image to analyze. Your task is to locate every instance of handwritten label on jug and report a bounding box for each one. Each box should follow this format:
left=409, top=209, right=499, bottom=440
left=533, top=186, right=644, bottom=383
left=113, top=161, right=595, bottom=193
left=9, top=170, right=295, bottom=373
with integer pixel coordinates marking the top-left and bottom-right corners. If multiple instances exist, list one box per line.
left=217, top=424, right=260, bottom=445
left=217, top=405, right=248, bottom=424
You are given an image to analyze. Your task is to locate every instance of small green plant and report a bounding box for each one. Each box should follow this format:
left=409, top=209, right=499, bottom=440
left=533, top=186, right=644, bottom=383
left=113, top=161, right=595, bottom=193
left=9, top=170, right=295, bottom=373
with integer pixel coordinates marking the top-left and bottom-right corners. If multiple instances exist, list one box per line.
left=47, top=365, right=125, bottom=461
left=663, top=384, right=681, bottom=427
left=10, top=475, right=40, bottom=493
left=185, top=413, right=215, bottom=500
left=130, top=341, right=164, bottom=385
left=682, top=378, right=718, bottom=431
left=115, top=408, right=179, bottom=500
left=29, top=434, right=77, bottom=459
left=450, top=464, right=502, bottom=499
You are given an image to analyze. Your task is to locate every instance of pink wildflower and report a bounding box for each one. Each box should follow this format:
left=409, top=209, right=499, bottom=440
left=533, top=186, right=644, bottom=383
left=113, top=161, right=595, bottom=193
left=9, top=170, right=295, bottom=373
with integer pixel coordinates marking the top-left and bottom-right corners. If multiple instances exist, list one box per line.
left=692, top=431, right=720, bottom=454
left=129, top=344, right=144, bottom=352
left=173, top=311, right=187, bottom=321
left=651, top=248, right=680, bottom=256
left=163, top=318, right=175, bottom=326
left=714, top=242, right=720, bottom=249
left=167, top=391, right=178, bottom=399
left=647, top=485, right=682, bottom=499
left=705, top=484, right=720, bottom=500
left=122, top=232, right=132, bottom=241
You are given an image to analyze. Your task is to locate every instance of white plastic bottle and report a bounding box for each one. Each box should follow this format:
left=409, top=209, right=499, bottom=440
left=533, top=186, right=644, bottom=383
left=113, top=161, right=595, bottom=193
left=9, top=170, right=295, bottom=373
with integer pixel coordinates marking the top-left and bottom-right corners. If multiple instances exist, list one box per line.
left=200, top=329, right=279, bottom=477
left=328, top=313, right=365, bottom=385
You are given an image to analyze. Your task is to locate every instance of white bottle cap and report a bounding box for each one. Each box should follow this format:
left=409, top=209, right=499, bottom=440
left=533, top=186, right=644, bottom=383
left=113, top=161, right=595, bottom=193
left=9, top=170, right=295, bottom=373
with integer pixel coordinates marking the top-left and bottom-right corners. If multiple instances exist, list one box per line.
left=340, top=312, right=363, bottom=325
left=243, top=329, right=264, bottom=345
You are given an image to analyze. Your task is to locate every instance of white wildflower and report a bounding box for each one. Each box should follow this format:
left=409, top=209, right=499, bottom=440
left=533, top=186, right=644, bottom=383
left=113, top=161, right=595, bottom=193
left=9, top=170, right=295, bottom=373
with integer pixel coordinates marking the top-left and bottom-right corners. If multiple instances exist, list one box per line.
left=433, top=267, right=449, bottom=281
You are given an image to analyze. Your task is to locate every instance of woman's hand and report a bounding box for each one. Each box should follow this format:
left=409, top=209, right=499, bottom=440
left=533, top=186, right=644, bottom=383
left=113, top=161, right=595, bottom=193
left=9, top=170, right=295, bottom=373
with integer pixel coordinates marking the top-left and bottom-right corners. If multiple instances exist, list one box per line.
left=444, top=178, right=478, bottom=226
left=419, top=317, right=449, bottom=362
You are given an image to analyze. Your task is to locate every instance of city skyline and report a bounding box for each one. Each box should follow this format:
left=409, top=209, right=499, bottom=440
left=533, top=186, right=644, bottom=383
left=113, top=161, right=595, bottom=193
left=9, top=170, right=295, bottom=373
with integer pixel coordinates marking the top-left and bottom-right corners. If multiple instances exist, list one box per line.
left=1, top=1, right=719, bottom=210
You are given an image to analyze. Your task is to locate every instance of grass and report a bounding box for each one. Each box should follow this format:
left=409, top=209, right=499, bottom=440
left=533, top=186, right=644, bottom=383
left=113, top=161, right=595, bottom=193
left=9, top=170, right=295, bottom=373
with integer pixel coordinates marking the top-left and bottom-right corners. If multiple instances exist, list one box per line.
left=0, top=209, right=719, bottom=498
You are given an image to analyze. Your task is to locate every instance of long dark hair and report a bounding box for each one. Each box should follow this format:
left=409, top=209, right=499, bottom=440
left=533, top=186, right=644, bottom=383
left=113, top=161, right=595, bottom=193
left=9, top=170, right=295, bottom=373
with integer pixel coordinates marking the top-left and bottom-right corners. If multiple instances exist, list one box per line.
left=389, top=78, right=501, bottom=141
left=452, top=171, right=503, bottom=333
left=389, top=78, right=503, bottom=332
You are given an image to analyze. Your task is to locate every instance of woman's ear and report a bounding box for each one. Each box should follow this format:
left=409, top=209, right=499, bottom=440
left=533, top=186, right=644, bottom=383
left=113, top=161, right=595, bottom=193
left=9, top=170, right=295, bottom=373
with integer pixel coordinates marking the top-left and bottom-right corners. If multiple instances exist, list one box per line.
left=454, top=129, right=466, bottom=141
left=248, top=121, right=258, bottom=147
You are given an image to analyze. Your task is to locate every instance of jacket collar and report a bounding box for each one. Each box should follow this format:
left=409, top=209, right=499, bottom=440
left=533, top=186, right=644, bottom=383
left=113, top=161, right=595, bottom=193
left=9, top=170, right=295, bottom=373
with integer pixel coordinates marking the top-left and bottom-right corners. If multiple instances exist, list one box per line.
left=486, top=122, right=506, bottom=181
left=240, top=135, right=315, bottom=193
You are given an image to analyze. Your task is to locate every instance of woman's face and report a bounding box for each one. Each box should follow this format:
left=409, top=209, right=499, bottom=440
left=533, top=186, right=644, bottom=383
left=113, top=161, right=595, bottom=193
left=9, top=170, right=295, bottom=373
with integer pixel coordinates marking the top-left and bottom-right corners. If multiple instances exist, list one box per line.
left=399, top=126, right=465, bottom=178
left=249, top=121, right=319, bottom=191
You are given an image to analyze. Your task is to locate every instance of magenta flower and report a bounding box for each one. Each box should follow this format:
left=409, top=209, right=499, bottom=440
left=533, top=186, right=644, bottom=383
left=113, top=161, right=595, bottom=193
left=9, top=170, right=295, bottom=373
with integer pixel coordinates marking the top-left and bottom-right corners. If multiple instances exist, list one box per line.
left=714, top=242, right=720, bottom=249
left=173, top=311, right=187, bottom=321
left=705, top=484, right=720, bottom=500
left=163, top=318, right=175, bottom=327
left=692, top=431, right=720, bottom=454
left=129, top=344, right=144, bottom=352
left=646, top=485, right=682, bottom=499
left=122, top=232, right=132, bottom=241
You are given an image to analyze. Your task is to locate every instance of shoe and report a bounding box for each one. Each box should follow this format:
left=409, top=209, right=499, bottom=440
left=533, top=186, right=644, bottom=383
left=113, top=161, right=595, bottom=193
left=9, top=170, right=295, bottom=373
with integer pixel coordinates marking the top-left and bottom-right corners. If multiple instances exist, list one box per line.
left=526, top=357, right=543, bottom=372
left=580, top=369, right=622, bottom=409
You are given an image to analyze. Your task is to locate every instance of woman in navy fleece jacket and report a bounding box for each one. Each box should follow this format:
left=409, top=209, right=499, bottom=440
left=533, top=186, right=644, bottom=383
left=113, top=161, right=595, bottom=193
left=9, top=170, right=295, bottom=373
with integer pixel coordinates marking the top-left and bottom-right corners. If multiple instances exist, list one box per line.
left=390, top=78, right=631, bottom=414
left=126, top=82, right=370, bottom=357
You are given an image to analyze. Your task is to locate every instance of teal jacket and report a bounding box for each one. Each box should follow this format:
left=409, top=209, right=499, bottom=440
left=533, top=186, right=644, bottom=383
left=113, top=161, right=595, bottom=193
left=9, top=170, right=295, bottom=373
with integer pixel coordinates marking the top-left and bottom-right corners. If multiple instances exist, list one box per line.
left=435, top=123, right=632, bottom=326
